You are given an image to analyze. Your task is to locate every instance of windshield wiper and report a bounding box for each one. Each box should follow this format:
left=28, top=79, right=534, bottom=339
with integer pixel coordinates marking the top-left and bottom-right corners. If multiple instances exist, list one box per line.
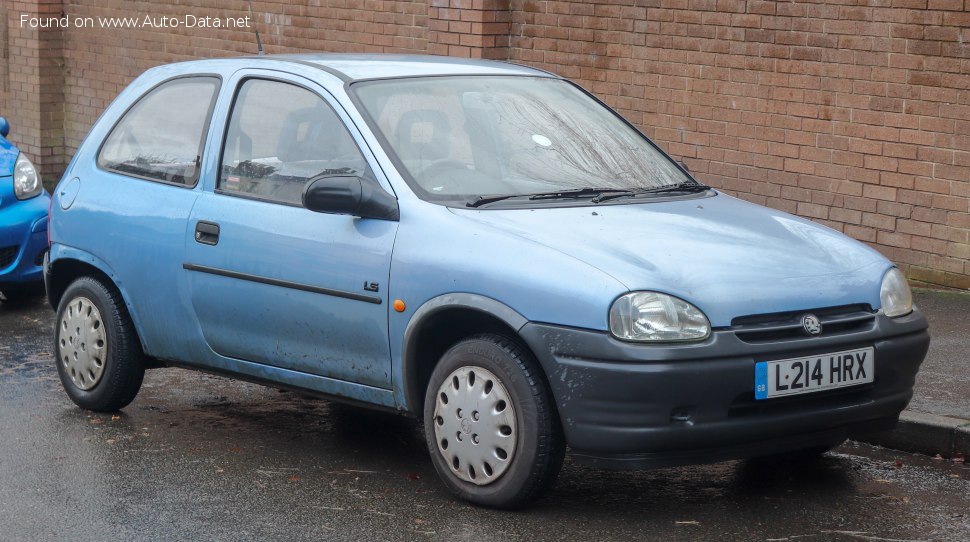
left=527, top=187, right=637, bottom=201
left=466, top=194, right=523, bottom=208
left=466, top=184, right=708, bottom=208
left=581, top=182, right=712, bottom=203
left=640, top=181, right=711, bottom=195
left=466, top=187, right=632, bottom=208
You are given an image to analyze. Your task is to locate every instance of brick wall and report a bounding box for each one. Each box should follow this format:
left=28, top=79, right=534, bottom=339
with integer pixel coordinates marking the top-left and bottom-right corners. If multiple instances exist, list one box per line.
left=2, top=0, right=68, bottom=180
left=2, top=0, right=968, bottom=289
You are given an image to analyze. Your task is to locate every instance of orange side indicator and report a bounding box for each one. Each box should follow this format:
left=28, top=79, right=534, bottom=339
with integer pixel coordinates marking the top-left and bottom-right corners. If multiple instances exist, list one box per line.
left=393, top=299, right=406, bottom=312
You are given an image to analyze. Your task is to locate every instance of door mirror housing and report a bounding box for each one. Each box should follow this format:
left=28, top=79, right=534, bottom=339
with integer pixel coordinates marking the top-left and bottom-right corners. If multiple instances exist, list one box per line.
left=0, top=116, right=9, bottom=138
left=676, top=159, right=690, bottom=173
left=303, top=175, right=399, bottom=221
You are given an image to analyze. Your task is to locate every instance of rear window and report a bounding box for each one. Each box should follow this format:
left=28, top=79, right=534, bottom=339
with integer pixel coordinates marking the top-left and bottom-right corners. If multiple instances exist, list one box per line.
left=98, top=77, right=220, bottom=186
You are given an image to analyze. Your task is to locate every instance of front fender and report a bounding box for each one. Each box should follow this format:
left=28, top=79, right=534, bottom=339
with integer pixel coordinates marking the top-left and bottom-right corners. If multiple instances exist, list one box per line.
left=399, top=293, right=528, bottom=411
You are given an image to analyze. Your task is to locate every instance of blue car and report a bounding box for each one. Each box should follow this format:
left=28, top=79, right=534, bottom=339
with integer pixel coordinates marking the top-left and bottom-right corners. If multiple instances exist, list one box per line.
left=47, top=55, right=930, bottom=508
left=0, top=116, right=49, bottom=303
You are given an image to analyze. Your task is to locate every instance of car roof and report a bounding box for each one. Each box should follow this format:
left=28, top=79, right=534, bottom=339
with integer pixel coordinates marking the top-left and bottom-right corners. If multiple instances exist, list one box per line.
left=281, top=54, right=553, bottom=81
left=165, top=54, right=555, bottom=83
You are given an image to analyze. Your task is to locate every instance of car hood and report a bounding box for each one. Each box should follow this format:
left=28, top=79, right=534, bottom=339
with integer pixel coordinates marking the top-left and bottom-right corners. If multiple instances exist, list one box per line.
left=450, top=193, right=890, bottom=327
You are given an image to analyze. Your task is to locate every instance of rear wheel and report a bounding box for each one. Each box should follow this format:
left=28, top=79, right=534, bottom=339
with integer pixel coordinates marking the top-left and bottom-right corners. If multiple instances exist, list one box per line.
left=54, top=276, right=145, bottom=412
left=423, top=334, right=564, bottom=509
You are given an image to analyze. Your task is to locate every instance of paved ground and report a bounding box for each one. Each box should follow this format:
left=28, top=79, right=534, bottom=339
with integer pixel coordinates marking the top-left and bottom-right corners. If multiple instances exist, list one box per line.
left=906, top=289, right=970, bottom=420
left=1, top=292, right=968, bottom=541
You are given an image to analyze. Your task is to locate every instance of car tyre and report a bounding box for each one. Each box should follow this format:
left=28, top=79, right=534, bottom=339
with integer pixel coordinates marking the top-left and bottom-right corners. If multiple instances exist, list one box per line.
left=54, top=276, right=145, bottom=412
left=423, top=333, right=565, bottom=509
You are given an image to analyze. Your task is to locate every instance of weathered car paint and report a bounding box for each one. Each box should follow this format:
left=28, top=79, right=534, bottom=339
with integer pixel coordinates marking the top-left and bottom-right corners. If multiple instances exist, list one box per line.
left=50, top=55, right=917, bottom=421
left=449, top=194, right=891, bottom=328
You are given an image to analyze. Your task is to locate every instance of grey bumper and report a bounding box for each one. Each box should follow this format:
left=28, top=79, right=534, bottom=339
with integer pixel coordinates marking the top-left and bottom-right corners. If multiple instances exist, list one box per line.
left=519, top=309, right=930, bottom=469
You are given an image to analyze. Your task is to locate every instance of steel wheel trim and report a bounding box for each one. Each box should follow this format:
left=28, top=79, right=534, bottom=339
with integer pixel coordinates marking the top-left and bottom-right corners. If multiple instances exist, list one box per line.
left=58, top=296, right=108, bottom=391
left=433, top=365, right=517, bottom=486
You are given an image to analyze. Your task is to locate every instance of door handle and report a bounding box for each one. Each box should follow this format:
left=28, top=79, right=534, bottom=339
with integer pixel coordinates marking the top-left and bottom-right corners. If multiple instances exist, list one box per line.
left=195, top=221, right=220, bottom=246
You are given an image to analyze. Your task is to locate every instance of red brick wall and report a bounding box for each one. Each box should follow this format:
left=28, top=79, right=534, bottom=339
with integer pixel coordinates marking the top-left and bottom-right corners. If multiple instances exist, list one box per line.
left=2, top=0, right=68, bottom=179
left=2, top=0, right=968, bottom=289
left=428, top=0, right=511, bottom=58
left=60, top=0, right=429, bottom=152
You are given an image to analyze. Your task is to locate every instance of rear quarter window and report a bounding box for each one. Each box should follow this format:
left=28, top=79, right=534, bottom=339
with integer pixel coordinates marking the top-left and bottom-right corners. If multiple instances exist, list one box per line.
left=97, top=76, right=220, bottom=186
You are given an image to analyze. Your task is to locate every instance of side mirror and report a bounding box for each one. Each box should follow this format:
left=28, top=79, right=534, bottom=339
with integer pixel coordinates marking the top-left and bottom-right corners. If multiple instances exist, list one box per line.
left=0, top=117, right=9, bottom=138
left=677, top=160, right=690, bottom=173
left=303, top=175, right=399, bottom=221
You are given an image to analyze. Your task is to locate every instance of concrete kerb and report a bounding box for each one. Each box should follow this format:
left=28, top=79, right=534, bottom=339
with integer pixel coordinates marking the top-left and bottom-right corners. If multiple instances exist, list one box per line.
left=856, top=410, right=970, bottom=458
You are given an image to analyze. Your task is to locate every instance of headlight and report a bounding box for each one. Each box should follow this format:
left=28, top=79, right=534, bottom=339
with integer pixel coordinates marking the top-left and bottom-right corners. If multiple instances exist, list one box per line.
left=609, top=291, right=711, bottom=342
left=13, top=153, right=42, bottom=200
left=880, top=267, right=913, bottom=318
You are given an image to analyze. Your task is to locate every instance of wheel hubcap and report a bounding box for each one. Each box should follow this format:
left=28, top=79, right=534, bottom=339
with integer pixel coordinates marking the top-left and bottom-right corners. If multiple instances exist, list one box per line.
left=433, top=366, right=517, bottom=486
left=58, top=296, right=107, bottom=391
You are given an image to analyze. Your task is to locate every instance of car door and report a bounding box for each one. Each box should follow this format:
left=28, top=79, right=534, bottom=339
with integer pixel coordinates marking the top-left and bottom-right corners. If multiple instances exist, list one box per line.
left=183, top=73, right=398, bottom=389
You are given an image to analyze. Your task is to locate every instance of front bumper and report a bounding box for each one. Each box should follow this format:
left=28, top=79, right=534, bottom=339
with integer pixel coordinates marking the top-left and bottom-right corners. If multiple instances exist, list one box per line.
left=520, top=309, right=929, bottom=469
left=0, top=193, right=49, bottom=290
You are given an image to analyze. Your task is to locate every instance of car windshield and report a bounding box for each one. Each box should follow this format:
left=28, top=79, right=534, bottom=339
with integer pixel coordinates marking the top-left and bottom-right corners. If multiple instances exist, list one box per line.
left=352, top=75, right=696, bottom=206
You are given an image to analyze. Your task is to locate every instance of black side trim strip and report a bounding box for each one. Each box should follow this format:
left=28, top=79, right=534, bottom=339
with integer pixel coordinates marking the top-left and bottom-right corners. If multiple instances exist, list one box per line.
left=182, top=263, right=382, bottom=305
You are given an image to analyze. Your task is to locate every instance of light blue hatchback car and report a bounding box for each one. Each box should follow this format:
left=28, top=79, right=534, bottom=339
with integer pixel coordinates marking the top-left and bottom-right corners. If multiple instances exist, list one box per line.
left=0, top=116, right=50, bottom=303
left=47, top=55, right=930, bottom=508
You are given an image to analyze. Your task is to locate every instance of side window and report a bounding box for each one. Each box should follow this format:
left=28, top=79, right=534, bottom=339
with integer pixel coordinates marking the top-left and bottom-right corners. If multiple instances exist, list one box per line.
left=98, top=77, right=220, bottom=186
left=219, top=79, right=370, bottom=206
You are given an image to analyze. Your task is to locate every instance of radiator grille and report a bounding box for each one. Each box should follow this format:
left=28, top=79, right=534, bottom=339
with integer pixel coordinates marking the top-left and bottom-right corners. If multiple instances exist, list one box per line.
left=730, top=304, right=876, bottom=343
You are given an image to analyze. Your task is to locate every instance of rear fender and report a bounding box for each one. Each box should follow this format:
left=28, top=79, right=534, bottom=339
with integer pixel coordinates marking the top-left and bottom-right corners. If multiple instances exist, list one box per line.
left=48, top=244, right=148, bottom=352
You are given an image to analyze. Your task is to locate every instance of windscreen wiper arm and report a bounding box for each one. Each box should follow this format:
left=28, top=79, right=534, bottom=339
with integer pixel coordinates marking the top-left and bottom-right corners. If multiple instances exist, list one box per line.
left=640, top=181, right=711, bottom=195
left=527, top=187, right=637, bottom=201
left=467, top=187, right=633, bottom=208
left=466, top=194, right=522, bottom=208
left=466, top=185, right=702, bottom=208
left=586, top=182, right=712, bottom=203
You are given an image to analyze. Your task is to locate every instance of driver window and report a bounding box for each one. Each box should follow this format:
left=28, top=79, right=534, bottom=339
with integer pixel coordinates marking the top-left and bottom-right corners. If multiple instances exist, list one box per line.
left=219, top=79, right=369, bottom=206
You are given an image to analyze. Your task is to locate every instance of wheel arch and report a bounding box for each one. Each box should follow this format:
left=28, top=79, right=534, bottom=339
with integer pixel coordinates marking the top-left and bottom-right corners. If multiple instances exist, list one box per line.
left=47, top=248, right=148, bottom=354
left=401, top=294, right=531, bottom=413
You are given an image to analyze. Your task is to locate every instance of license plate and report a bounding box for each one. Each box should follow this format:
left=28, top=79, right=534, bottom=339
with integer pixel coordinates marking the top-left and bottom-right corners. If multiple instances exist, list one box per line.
left=754, top=347, right=874, bottom=400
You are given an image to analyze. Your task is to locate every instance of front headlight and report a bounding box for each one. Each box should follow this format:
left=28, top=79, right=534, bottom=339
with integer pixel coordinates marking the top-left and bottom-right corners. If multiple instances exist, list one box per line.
left=14, top=153, right=42, bottom=200
left=609, top=291, right=711, bottom=342
left=880, top=267, right=913, bottom=318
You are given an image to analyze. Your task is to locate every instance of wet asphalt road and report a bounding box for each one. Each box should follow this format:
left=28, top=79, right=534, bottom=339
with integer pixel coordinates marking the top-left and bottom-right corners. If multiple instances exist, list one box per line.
left=1, top=296, right=968, bottom=542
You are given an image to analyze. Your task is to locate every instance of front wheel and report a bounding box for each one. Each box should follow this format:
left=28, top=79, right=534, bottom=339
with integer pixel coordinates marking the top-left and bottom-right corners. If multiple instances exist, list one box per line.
left=54, top=276, right=145, bottom=412
left=423, top=334, right=564, bottom=509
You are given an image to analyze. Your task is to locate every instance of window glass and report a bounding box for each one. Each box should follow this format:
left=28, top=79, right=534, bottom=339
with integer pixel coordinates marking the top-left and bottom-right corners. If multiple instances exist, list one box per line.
left=219, top=79, right=369, bottom=206
left=353, top=76, right=691, bottom=204
left=98, top=77, right=219, bottom=185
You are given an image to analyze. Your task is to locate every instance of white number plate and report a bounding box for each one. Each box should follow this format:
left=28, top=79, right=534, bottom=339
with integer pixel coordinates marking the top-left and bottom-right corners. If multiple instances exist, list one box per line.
left=754, top=347, right=874, bottom=400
